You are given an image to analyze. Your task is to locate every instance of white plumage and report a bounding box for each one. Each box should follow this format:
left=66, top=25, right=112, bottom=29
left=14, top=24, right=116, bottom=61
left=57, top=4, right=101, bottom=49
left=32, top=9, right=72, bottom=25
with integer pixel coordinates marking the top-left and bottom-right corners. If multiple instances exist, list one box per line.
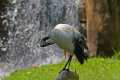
left=49, top=24, right=83, bottom=53
left=51, top=24, right=75, bottom=52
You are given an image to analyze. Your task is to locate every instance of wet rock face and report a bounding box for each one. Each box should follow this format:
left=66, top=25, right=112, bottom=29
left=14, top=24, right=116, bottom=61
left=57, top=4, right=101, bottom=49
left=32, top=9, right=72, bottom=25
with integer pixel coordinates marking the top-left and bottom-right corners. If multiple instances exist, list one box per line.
left=0, top=0, right=9, bottom=62
left=2, top=0, right=82, bottom=67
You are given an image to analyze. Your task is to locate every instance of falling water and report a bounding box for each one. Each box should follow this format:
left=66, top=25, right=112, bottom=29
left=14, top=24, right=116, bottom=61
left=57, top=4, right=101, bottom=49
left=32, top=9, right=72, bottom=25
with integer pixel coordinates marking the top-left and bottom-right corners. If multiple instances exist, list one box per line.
left=0, top=0, right=84, bottom=77
left=0, top=1, right=85, bottom=77
left=6, top=0, right=82, bottom=68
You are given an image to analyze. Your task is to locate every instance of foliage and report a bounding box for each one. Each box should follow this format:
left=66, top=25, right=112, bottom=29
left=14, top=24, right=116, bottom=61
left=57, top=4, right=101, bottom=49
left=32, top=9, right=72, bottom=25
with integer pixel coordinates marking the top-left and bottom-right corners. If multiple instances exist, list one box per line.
left=112, top=50, right=120, bottom=60
left=4, top=58, right=120, bottom=80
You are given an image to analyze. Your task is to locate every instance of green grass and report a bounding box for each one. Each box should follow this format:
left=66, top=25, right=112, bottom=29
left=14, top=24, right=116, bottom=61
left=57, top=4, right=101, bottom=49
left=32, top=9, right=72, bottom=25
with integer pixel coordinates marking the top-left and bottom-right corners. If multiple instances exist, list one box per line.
left=4, top=58, right=120, bottom=80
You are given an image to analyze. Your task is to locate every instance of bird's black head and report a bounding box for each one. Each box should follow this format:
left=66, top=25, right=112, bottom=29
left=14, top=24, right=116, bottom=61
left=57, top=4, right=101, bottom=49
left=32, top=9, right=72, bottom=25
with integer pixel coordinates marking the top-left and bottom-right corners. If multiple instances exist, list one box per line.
left=40, top=36, right=49, bottom=47
left=40, top=36, right=55, bottom=47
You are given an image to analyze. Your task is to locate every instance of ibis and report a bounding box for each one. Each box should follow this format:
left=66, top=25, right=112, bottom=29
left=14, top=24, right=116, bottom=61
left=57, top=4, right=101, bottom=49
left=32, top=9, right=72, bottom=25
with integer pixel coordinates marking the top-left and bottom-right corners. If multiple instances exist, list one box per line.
left=40, top=24, right=88, bottom=70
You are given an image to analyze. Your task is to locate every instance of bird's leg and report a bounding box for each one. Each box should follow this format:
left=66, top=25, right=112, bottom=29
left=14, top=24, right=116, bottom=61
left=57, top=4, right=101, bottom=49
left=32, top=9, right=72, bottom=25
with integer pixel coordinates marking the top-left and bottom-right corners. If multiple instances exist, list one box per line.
left=67, top=55, right=73, bottom=69
left=64, top=50, right=67, bottom=59
left=62, top=55, right=73, bottom=71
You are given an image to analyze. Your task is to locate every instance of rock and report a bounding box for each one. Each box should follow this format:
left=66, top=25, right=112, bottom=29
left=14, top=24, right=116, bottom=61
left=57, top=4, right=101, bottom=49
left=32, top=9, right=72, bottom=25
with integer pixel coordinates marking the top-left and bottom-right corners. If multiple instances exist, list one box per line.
left=56, top=69, right=79, bottom=80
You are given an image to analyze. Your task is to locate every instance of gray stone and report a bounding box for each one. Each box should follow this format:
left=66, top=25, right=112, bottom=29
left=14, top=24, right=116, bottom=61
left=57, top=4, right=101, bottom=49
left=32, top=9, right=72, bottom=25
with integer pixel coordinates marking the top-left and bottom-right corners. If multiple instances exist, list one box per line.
left=56, top=69, right=79, bottom=80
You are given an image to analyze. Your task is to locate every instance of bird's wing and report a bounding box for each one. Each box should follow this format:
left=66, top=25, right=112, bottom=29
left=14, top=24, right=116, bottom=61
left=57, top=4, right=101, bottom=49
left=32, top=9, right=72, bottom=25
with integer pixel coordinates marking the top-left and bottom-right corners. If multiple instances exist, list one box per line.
left=72, top=31, right=88, bottom=64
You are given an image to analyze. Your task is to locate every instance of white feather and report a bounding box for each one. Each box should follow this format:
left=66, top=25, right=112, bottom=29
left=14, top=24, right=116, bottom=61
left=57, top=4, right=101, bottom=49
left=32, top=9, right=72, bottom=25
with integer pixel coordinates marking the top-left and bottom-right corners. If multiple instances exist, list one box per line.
left=49, top=24, right=81, bottom=53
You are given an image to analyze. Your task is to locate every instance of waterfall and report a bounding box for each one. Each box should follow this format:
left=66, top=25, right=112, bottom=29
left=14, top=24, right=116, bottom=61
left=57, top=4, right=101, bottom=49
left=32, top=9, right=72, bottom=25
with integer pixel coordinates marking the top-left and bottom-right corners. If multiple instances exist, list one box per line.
left=5, top=0, right=82, bottom=68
